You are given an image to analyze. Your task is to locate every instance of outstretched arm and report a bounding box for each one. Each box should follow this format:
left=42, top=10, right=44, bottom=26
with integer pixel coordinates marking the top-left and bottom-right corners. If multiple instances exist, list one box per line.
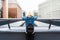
left=22, top=16, right=26, bottom=20
left=34, top=16, right=37, bottom=20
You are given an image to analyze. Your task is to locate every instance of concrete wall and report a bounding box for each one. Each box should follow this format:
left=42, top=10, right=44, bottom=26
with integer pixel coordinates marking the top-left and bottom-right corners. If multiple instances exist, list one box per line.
left=35, top=32, right=60, bottom=40
left=0, top=32, right=25, bottom=40
left=0, top=32, right=60, bottom=40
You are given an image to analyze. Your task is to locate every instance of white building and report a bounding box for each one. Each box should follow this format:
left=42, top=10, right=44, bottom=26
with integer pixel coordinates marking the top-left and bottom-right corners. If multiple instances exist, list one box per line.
left=38, top=0, right=60, bottom=19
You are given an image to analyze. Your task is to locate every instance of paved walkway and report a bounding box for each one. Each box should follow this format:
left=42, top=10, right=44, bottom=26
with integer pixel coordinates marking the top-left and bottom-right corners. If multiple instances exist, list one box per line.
left=0, top=21, right=60, bottom=32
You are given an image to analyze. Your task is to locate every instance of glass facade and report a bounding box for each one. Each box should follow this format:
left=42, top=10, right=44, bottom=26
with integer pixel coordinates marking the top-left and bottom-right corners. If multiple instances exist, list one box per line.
left=0, top=0, right=2, bottom=18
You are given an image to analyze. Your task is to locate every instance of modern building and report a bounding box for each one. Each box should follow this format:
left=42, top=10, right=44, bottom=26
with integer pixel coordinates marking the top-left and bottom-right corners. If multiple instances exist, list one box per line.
left=0, top=0, right=2, bottom=18
left=8, top=0, right=23, bottom=18
left=38, top=0, right=60, bottom=19
left=0, top=0, right=8, bottom=18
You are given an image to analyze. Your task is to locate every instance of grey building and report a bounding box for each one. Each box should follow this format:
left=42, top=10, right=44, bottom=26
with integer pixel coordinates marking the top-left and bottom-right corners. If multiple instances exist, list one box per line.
left=38, top=0, right=60, bottom=19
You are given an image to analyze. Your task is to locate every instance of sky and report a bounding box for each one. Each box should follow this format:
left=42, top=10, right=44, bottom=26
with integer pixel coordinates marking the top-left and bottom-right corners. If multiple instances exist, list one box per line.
left=16, top=0, right=47, bottom=13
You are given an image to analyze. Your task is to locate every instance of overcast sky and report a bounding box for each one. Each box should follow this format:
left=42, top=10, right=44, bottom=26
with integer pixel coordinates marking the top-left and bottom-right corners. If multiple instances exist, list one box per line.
left=16, top=0, right=47, bottom=13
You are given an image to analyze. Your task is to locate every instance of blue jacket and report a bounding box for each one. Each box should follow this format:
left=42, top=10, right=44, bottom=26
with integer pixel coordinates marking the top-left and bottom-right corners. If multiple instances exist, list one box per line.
left=22, top=16, right=37, bottom=28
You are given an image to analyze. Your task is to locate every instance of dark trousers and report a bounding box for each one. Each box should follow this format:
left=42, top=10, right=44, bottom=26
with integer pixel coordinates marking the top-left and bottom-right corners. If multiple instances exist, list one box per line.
left=26, top=32, right=34, bottom=40
left=26, top=27, right=34, bottom=40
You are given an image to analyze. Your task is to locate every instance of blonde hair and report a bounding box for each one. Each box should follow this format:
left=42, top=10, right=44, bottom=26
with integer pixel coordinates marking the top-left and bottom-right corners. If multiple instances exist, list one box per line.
left=27, top=12, right=33, bottom=17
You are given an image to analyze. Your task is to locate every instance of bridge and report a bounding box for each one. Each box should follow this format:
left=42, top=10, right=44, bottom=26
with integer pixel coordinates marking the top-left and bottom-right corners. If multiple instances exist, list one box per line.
left=0, top=19, right=60, bottom=40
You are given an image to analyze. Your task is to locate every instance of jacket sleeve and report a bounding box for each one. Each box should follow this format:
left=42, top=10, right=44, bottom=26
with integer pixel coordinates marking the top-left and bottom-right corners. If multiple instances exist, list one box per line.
left=22, top=16, right=26, bottom=20
left=34, top=16, right=37, bottom=20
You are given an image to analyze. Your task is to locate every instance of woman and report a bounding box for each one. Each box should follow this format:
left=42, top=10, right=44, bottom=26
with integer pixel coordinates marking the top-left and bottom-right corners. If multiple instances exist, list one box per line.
left=22, top=12, right=37, bottom=33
